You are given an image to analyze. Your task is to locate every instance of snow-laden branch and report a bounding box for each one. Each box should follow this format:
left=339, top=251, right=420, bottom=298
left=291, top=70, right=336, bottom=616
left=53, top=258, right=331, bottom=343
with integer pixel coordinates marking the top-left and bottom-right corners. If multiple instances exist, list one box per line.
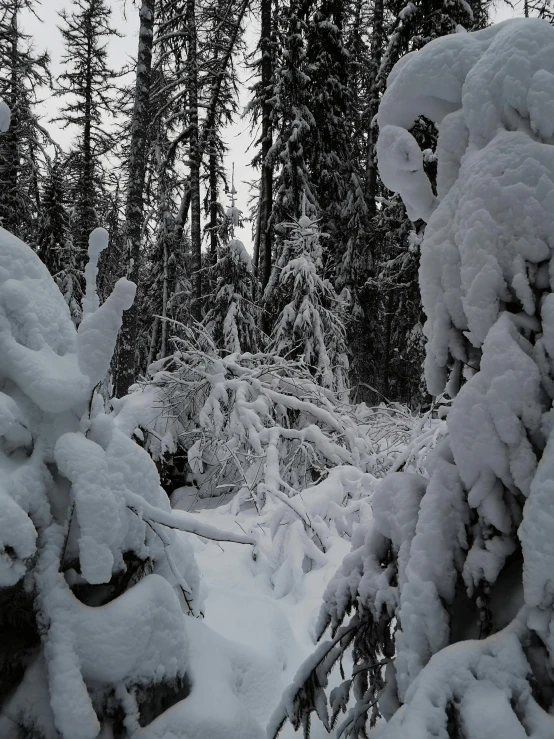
left=124, top=489, right=255, bottom=545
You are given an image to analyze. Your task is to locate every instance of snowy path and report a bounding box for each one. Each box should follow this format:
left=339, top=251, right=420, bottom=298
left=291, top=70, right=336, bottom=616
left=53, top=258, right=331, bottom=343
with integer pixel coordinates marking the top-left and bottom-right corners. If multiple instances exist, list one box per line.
left=174, top=487, right=352, bottom=737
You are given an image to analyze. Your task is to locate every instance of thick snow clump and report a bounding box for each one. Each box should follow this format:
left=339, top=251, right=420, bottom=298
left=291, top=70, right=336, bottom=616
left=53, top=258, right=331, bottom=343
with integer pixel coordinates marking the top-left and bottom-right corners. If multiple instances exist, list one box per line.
left=272, top=19, right=554, bottom=739
left=0, top=100, right=263, bottom=739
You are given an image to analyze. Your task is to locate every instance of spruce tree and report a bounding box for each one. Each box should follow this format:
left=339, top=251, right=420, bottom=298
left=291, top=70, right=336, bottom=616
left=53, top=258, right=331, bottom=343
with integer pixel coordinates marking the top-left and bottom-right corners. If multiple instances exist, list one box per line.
left=0, top=0, right=50, bottom=240
left=55, top=0, right=120, bottom=262
left=114, top=0, right=155, bottom=397
left=270, top=196, right=349, bottom=398
left=203, top=183, right=259, bottom=354
left=35, top=157, right=84, bottom=325
left=36, top=158, right=69, bottom=277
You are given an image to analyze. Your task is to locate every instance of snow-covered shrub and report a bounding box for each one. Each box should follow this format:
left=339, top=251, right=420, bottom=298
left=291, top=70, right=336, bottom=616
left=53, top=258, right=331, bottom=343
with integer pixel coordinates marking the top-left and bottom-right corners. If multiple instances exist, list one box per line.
left=257, top=465, right=374, bottom=599
left=119, top=342, right=374, bottom=509
left=270, top=18, right=554, bottom=739
left=268, top=200, right=350, bottom=400
left=0, top=110, right=258, bottom=735
left=123, top=346, right=438, bottom=598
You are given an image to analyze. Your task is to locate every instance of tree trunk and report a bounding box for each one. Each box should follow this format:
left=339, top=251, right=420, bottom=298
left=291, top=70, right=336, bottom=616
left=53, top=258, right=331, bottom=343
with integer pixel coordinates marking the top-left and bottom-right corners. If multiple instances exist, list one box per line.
left=161, top=239, right=169, bottom=358
left=366, top=0, right=384, bottom=216
left=187, top=0, right=202, bottom=321
left=173, top=0, right=249, bottom=243
left=209, top=145, right=218, bottom=266
left=1, top=5, right=20, bottom=236
left=259, top=0, right=274, bottom=290
left=114, top=0, right=155, bottom=398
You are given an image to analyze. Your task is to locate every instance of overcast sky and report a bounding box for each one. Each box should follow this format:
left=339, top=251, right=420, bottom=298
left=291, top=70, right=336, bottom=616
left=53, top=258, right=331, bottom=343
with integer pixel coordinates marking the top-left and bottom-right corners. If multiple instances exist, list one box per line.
left=23, top=0, right=519, bottom=253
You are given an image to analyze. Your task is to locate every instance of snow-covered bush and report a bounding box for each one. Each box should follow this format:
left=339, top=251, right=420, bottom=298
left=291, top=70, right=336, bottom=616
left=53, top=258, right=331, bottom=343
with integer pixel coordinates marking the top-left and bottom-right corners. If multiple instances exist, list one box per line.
left=0, top=107, right=261, bottom=736
left=270, top=18, right=554, bottom=738
left=256, top=465, right=374, bottom=599
left=122, top=344, right=438, bottom=598
left=119, top=342, right=374, bottom=509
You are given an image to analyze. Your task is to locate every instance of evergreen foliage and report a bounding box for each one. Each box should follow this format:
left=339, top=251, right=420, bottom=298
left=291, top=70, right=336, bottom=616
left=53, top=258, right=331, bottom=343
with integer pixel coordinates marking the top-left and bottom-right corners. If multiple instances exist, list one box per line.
left=269, top=198, right=350, bottom=399
left=0, top=0, right=50, bottom=240
left=55, top=0, right=120, bottom=259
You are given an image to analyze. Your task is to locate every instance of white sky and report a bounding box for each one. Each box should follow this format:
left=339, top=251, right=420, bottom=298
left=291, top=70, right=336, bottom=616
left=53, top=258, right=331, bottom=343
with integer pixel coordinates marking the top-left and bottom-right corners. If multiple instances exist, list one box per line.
left=24, top=0, right=521, bottom=253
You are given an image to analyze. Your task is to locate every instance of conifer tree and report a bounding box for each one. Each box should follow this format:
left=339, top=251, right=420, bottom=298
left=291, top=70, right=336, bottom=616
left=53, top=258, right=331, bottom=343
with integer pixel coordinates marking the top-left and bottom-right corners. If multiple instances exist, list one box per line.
left=35, top=157, right=84, bottom=325
left=248, top=0, right=276, bottom=289
left=36, top=158, right=69, bottom=277
left=203, top=180, right=259, bottom=354
left=270, top=196, right=349, bottom=398
left=55, top=0, right=120, bottom=262
left=114, top=0, right=155, bottom=397
left=0, top=0, right=50, bottom=240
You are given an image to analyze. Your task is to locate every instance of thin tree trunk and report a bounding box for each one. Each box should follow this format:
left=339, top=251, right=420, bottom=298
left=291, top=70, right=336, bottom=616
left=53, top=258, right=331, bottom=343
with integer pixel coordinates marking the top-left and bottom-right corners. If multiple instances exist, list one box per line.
left=187, top=0, right=202, bottom=321
left=381, top=292, right=392, bottom=399
left=209, top=144, right=218, bottom=266
left=78, top=11, right=98, bottom=262
left=173, top=0, right=249, bottom=242
left=161, top=239, right=169, bottom=358
left=259, top=0, right=273, bottom=290
left=114, top=0, right=155, bottom=398
left=2, top=4, right=20, bottom=235
left=252, top=201, right=261, bottom=275
left=366, top=0, right=384, bottom=216
left=147, top=315, right=159, bottom=367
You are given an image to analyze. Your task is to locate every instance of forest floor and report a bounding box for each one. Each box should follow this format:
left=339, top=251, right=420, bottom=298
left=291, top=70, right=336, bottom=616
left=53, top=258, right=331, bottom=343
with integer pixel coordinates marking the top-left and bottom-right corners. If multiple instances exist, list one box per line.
left=172, top=486, right=356, bottom=738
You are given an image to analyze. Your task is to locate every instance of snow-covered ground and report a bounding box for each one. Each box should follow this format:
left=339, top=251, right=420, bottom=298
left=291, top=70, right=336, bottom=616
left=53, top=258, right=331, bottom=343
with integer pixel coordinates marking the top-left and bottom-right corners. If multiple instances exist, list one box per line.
left=173, top=487, right=354, bottom=737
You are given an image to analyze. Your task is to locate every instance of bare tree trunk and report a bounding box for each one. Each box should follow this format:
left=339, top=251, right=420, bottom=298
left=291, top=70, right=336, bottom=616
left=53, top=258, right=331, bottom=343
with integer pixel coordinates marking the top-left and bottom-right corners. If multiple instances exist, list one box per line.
left=114, top=0, right=155, bottom=398
left=209, top=142, right=218, bottom=266
left=160, top=240, right=169, bottom=358
left=366, top=0, right=384, bottom=216
left=252, top=202, right=261, bottom=275
left=187, top=0, right=202, bottom=321
left=259, top=0, right=274, bottom=290
left=173, top=0, right=249, bottom=243
left=147, top=315, right=159, bottom=368
left=1, top=4, right=20, bottom=236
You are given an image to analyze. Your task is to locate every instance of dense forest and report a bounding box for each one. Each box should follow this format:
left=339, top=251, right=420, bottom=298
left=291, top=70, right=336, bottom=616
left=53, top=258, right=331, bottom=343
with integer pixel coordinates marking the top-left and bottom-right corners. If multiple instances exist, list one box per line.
left=0, top=0, right=509, bottom=408
left=2, top=0, right=554, bottom=738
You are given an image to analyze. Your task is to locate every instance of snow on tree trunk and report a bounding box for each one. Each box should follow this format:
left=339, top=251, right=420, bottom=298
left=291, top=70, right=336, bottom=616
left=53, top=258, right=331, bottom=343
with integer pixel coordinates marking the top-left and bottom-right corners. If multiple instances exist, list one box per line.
left=270, top=18, right=554, bottom=738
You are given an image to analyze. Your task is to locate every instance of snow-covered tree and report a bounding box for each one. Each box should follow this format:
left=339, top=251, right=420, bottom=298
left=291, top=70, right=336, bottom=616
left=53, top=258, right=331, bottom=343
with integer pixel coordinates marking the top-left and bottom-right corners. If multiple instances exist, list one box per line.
left=115, top=0, right=156, bottom=398
left=271, top=18, right=554, bottom=738
left=55, top=0, right=120, bottom=260
left=35, top=158, right=84, bottom=325
left=35, top=158, right=70, bottom=277
left=0, top=0, right=51, bottom=240
left=0, top=101, right=264, bottom=738
left=269, top=199, right=350, bottom=399
left=203, top=238, right=260, bottom=354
